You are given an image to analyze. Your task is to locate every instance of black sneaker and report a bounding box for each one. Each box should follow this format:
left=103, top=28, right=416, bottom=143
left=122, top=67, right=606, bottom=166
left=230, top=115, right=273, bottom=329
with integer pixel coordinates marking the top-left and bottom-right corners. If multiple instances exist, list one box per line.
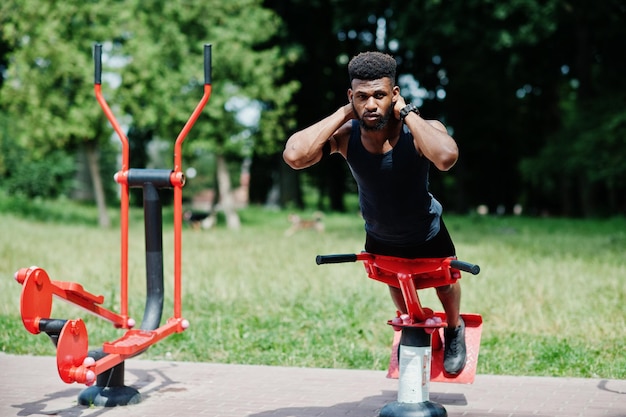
left=443, top=316, right=466, bottom=375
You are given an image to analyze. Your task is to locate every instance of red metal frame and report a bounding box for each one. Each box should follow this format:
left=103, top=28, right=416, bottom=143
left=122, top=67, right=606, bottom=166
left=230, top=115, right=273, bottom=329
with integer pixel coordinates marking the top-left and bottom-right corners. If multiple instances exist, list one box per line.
left=16, top=267, right=127, bottom=333
left=172, top=83, right=212, bottom=319
left=344, top=253, right=483, bottom=384
left=14, top=45, right=212, bottom=385
left=95, top=83, right=132, bottom=323
left=354, top=253, right=461, bottom=324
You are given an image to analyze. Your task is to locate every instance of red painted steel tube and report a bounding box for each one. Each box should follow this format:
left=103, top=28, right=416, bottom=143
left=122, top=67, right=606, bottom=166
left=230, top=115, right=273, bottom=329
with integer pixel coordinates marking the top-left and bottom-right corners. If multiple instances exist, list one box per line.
left=172, top=83, right=212, bottom=318
left=94, top=84, right=130, bottom=325
left=171, top=44, right=212, bottom=318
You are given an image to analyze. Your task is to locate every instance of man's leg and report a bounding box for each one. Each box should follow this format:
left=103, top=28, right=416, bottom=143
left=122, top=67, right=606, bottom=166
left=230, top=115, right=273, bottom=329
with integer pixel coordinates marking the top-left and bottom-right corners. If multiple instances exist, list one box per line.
left=389, top=282, right=463, bottom=322
left=389, top=285, right=407, bottom=313
left=436, top=282, right=466, bottom=374
left=435, top=282, right=461, bottom=327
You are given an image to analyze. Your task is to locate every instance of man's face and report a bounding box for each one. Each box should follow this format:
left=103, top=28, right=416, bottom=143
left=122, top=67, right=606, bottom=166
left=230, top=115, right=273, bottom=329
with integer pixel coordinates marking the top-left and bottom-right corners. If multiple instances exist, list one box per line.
left=349, top=77, right=398, bottom=131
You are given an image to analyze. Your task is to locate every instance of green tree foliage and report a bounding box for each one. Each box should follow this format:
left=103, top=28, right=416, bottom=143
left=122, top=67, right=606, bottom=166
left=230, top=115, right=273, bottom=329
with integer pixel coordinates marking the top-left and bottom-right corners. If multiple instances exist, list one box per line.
left=0, top=1, right=125, bottom=157
left=517, top=2, right=626, bottom=216
left=2, top=1, right=624, bottom=217
left=0, top=0, right=299, bottom=220
left=0, top=0, right=130, bottom=224
left=269, top=0, right=626, bottom=216
left=265, top=0, right=360, bottom=211
left=114, top=0, right=299, bottom=164
left=112, top=0, right=300, bottom=225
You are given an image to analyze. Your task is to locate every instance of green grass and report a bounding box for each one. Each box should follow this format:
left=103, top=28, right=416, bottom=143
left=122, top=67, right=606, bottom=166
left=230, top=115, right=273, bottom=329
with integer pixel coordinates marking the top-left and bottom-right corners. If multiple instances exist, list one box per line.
left=1, top=197, right=625, bottom=379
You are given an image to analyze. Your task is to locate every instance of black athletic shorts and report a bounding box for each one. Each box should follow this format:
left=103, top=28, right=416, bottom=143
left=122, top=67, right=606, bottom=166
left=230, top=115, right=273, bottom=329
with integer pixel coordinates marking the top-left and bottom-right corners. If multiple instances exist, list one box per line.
left=364, top=218, right=456, bottom=259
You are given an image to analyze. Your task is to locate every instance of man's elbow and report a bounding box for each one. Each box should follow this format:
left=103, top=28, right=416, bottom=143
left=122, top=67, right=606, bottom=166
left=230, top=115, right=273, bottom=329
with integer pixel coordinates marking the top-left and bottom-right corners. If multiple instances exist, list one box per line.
left=282, top=149, right=307, bottom=170
left=435, top=151, right=458, bottom=172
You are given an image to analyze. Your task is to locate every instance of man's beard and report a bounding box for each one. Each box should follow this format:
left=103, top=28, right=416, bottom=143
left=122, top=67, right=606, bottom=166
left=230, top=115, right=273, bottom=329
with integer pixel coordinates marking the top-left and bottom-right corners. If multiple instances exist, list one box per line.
left=354, top=103, right=394, bottom=131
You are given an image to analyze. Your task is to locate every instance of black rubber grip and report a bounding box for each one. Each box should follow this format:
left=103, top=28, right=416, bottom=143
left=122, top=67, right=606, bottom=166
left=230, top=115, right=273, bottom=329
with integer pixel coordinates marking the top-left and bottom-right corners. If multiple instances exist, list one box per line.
left=94, top=44, right=102, bottom=84
left=127, top=168, right=174, bottom=188
left=38, top=318, right=68, bottom=335
left=316, top=254, right=357, bottom=265
left=204, top=44, right=212, bottom=84
left=450, top=260, right=480, bottom=275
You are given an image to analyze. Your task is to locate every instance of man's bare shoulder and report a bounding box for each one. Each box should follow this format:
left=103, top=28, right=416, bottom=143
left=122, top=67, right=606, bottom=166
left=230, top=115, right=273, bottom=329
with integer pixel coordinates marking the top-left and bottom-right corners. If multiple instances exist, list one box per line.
left=331, top=120, right=354, bottom=156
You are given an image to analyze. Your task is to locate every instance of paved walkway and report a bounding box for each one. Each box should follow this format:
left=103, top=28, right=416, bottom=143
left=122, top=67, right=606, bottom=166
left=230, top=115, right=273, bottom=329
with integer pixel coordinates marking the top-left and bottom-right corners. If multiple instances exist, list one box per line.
left=1, top=353, right=625, bottom=417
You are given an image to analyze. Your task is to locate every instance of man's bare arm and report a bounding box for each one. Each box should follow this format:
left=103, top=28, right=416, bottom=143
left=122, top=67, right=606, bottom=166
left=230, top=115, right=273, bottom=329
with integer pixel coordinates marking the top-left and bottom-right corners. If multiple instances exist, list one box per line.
left=407, top=114, right=458, bottom=171
left=283, top=104, right=354, bottom=170
left=394, top=97, right=458, bottom=171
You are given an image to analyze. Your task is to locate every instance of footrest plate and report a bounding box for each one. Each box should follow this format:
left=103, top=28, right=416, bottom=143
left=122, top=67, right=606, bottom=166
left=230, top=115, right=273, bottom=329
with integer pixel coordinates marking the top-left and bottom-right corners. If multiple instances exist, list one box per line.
left=54, top=281, right=105, bottom=304
left=103, top=330, right=156, bottom=355
left=387, top=312, right=483, bottom=384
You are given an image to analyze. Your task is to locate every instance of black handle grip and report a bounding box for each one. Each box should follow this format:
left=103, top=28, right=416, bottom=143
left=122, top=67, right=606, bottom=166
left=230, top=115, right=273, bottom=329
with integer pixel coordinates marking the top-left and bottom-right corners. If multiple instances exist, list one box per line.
left=204, top=44, right=212, bottom=84
left=450, top=260, right=480, bottom=275
left=316, top=254, right=357, bottom=265
left=94, top=44, right=102, bottom=85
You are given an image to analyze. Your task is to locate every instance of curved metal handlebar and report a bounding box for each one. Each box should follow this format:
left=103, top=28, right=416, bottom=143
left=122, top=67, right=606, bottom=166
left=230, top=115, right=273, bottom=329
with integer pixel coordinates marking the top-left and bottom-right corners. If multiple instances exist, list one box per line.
left=316, top=253, right=480, bottom=275
left=317, top=252, right=479, bottom=324
left=94, top=43, right=212, bottom=85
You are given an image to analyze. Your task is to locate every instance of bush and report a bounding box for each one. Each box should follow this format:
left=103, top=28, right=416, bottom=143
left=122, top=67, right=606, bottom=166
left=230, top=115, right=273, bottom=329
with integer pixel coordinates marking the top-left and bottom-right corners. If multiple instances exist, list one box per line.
left=3, top=149, right=75, bottom=198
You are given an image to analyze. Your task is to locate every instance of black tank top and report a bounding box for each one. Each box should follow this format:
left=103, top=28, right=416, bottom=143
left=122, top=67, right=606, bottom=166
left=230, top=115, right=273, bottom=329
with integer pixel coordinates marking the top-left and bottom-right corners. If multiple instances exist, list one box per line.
left=346, top=120, right=442, bottom=245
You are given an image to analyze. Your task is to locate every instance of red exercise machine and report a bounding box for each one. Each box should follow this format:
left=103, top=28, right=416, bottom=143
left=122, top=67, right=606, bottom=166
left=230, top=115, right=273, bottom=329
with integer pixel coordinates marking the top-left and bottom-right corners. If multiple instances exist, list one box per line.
left=14, top=43, right=212, bottom=407
left=316, top=253, right=482, bottom=417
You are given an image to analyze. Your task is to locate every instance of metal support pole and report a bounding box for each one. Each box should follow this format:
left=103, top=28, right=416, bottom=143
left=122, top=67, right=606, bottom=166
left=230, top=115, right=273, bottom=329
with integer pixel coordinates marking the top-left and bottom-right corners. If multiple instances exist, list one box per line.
left=140, top=182, right=165, bottom=331
left=77, top=181, right=165, bottom=407
left=380, top=327, right=447, bottom=417
left=78, top=350, right=141, bottom=406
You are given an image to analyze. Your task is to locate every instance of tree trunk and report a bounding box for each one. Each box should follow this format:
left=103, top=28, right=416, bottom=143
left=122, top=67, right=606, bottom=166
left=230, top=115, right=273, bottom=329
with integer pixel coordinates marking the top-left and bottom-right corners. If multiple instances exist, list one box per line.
left=216, top=153, right=240, bottom=230
left=326, top=156, right=346, bottom=212
left=85, top=140, right=111, bottom=228
left=279, top=159, right=303, bottom=209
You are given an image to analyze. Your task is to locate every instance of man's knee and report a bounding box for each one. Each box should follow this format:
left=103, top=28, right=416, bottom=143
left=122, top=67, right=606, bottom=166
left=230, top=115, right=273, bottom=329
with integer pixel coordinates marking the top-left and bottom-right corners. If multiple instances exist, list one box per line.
left=436, top=284, right=454, bottom=294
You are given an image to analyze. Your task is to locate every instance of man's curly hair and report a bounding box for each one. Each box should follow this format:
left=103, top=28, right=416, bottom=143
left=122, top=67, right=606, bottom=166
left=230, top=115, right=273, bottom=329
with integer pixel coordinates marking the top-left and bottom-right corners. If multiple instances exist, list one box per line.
left=348, top=51, right=397, bottom=83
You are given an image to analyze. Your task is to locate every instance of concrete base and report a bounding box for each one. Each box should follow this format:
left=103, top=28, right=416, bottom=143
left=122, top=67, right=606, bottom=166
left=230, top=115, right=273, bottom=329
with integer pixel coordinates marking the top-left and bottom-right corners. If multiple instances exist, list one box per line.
left=78, top=385, right=141, bottom=407
left=379, top=400, right=447, bottom=417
